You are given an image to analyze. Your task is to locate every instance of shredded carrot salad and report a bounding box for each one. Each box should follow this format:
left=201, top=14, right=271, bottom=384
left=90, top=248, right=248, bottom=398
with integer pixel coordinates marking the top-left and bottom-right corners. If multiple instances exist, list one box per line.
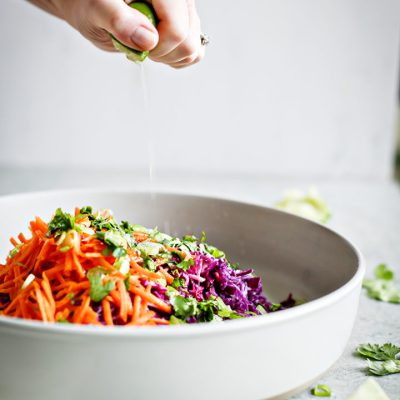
left=0, top=208, right=175, bottom=326
left=0, top=207, right=292, bottom=327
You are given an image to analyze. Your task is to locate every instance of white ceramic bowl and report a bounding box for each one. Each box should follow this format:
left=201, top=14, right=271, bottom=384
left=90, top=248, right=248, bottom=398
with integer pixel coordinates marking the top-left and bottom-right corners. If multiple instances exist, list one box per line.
left=0, top=190, right=364, bottom=400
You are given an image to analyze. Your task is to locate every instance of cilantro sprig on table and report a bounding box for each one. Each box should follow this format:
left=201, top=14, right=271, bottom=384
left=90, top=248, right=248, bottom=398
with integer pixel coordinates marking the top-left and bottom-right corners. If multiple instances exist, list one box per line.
left=357, top=343, right=400, bottom=361
left=363, top=264, right=400, bottom=304
left=357, top=343, right=400, bottom=376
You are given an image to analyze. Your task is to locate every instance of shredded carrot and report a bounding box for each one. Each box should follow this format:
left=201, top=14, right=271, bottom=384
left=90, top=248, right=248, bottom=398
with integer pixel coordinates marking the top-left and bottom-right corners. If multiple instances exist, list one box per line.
left=130, top=294, right=141, bottom=325
left=159, top=268, right=174, bottom=285
left=0, top=208, right=178, bottom=326
left=73, top=295, right=90, bottom=323
left=130, top=286, right=172, bottom=314
left=102, top=299, right=113, bottom=326
left=0, top=210, right=174, bottom=327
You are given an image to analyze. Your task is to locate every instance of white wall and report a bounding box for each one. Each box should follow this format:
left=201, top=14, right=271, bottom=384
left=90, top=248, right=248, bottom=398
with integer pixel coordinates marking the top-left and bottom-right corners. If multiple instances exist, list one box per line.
left=0, top=0, right=399, bottom=180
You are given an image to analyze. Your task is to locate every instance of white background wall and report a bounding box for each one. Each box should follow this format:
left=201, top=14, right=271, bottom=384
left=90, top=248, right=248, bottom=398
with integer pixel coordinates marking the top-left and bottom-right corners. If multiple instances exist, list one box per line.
left=0, top=0, right=399, bottom=180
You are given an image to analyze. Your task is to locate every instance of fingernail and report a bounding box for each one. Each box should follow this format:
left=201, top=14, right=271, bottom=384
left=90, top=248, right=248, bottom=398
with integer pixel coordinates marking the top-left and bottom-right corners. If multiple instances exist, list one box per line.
left=131, top=27, right=157, bottom=50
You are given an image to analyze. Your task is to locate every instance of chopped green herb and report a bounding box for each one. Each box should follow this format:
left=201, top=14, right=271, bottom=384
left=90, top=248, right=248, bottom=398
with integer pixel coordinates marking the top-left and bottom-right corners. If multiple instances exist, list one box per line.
left=374, top=264, right=394, bottom=281
left=124, top=274, right=131, bottom=291
left=201, top=231, right=207, bottom=242
left=357, top=342, right=400, bottom=376
left=156, top=277, right=167, bottom=287
left=357, top=343, right=400, bottom=361
left=199, top=242, right=225, bottom=259
left=79, top=206, right=93, bottom=215
left=311, top=384, right=331, bottom=397
left=182, top=235, right=197, bottom=242
left=120, top=221, right=136, bottom=234
left=215, top=297, right=242, bottom=319
left=136, top=241, right=163, bottom=258
left=112, top=247, right=127, bottom=258
left=143, top=256, right=156, bottom=272
left=363, top=264, right=400, bottom=303
left=170, top=295, right=198, bottom=319
left=66, top=293, right=78, bottom=304
left=96, top=229, right=130, bottom=258
left=59, top=246, right=71, bottom=253
left=171, top=278, right=185, bottom=289
left=102, top=248, right=111, bottom=256
left=178, top=239, right=198, bottom=253
left=367, top=359, right=400, bottom=376
left=96, top=230, right=127, bottom=249
left=113, top=256, right=130, bottom=275
left=128, top=223, right=148, bottom=234
left=276, top=187, right=331, bottom=224
left=256, top=305, right=267, bottom=314
left=87, top=267, right=115, bottom=302
left=47, top=208, right=75, bottom=236
left=9, top=244, right=22, bottom=258
left=197, top=298, right=218, bottom=322
left=169, top=315, right=186, bottom=325
left=176, top=259, right=194, bottom=271
left=269, top=303, right=281, bottom=312
left=150, top=229, right=172, bottom=242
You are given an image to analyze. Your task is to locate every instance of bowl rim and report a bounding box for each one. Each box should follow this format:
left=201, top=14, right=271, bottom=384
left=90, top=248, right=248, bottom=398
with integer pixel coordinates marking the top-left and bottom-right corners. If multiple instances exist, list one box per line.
left=0, top=188, right=365, bottom=338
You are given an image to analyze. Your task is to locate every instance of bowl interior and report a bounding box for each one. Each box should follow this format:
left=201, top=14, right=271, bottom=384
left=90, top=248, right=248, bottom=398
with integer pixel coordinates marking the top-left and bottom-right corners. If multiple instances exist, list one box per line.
left=0, top=191, right=359, bottom=304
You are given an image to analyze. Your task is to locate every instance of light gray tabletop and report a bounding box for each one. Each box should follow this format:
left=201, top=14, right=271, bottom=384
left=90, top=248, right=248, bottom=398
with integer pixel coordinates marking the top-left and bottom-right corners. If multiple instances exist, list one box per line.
left=0, top=167, right=399, bottom=399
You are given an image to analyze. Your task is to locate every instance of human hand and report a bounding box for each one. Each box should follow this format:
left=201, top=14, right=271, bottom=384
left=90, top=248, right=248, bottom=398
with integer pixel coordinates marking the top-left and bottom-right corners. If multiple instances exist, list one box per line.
left=52, top=0, right=205, bottom=68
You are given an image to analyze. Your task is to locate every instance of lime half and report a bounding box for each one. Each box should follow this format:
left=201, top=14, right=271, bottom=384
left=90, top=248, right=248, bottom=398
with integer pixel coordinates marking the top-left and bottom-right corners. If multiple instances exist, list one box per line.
left=110, top=2, right=157, bottom=62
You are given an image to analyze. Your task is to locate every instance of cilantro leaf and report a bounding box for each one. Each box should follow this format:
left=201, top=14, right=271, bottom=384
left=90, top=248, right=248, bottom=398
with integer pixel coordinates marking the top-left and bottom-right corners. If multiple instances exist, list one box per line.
left=171, top=278, right=185, bottom=289
left=362, top=264, right=400, bottom=303
left=374, top=264, right=394, bottom=280
left=48, top=208, right=75, bottom=236
left=182, top=235, right=197, bottom=242
left=367, top=359, right=400, bottom=376
left=79, top=206, right=93, bottom=215
left=96, top=230, right=129, bottom=259
left=169, top=315, right=186, bottom=325
left=176, top=259, right=194, bottom=271
left=197, top=298, right=219, bottom=322
left=170, top=295, right=197, bottom=319
left=87, top=267, right=115, bottom=302
left=199, top=242, right=225, bottom=259
left=363, top=279, right=400, bottom=303
left=311, top=384, right=331, bottom=397
left=124, top=223, right=148, bottom=234
left=216, top=297, right=242, bottom=319
left=357, top=343, right=400, bottom=361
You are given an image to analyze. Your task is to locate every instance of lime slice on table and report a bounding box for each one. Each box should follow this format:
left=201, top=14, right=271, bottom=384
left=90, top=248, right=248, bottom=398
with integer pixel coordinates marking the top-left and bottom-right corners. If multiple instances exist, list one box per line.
left=110, top=2, right=157, bottom=62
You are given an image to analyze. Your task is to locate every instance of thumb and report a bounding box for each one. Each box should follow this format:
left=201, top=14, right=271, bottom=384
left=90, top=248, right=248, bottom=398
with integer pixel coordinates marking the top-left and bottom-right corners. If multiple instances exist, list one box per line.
left=94, top=0, right=158, bottom=51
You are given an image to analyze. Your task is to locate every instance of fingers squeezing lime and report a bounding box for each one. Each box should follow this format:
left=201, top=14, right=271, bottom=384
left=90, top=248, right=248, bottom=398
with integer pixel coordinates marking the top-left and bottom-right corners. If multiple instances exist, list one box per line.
left=110, top=2, right=157, bottom=62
